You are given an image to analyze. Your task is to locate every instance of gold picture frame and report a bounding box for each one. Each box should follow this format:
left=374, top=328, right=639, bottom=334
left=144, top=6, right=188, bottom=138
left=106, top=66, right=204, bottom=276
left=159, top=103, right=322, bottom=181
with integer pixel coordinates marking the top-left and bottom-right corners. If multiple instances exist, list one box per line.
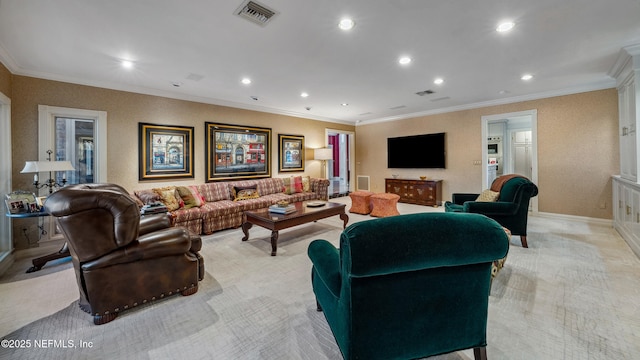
left=278, top=134, right=305, bottom=172
left=205, top=122, right=272, bottom=181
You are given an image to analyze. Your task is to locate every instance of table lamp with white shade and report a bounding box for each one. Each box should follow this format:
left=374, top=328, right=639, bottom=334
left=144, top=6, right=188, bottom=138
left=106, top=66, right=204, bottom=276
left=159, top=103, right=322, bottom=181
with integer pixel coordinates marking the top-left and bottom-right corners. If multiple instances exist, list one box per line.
left=21, top=150, right=75, bottom=194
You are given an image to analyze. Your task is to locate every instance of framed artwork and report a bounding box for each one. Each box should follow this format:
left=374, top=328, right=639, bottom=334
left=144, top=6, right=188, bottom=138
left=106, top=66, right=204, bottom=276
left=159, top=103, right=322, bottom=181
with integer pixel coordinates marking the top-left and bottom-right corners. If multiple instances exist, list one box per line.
left=139, top=123, right=194, bottom=180
left=205, top=122, right=271, bottom=181
left=278, top=134, right=305, bottom=172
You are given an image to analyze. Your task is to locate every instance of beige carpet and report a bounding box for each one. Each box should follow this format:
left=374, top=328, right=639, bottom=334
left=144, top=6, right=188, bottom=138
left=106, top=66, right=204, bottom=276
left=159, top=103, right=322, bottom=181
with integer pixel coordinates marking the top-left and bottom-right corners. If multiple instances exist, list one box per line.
left=1, top=197, right=639, bottom=360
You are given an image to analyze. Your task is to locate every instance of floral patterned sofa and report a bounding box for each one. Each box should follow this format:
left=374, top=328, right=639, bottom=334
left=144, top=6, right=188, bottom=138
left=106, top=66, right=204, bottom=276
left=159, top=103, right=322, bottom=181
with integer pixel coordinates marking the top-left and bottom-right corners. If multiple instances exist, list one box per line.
left=131, top=176, right=329, bottom=235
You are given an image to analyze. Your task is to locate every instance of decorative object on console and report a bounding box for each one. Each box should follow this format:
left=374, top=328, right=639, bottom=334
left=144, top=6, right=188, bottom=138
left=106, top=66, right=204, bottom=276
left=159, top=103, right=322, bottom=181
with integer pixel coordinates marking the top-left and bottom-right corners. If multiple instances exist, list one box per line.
left=278, top=134, right=305, bottom=172
left=21, top=150, right=75, bottom=194
left=205, top=122, right=271, bottom=181
left=138, top=123, right=194, bottom=181
left=314, top=148, right=332, bottom=179
left=5, top=191, right=38, bottom=214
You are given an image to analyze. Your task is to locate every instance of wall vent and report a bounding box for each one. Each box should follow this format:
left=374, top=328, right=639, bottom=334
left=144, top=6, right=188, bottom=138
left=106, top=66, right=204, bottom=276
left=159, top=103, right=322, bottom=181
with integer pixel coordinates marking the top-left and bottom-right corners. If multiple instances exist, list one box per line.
left=415, top=90, right=435, bottom=96
left=235, top=0, right=278, bottom=27
left=356, top=175, right=370, bottom=191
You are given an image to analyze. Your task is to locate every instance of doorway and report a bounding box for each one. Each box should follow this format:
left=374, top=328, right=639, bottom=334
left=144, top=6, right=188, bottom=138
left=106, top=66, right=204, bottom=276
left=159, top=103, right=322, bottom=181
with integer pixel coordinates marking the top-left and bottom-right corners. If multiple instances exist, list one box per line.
left=481, top=110, right=538, bottom=212
left=325, top=129, right=355, bottom=197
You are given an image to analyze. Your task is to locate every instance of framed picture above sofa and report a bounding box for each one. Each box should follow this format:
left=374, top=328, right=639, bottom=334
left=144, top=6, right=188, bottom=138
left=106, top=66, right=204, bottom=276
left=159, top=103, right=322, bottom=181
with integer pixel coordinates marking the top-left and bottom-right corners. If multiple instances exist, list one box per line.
left=205, top=122, right=272, bottom=181
left=278, top=134, right=305, bottom=172
left=138, top=123, right=194, bottom=180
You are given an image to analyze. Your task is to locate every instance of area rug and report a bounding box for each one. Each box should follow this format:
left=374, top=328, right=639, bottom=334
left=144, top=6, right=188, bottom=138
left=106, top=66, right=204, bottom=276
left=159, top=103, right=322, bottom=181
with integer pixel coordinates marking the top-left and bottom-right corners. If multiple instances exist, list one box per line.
left=0, top=199, right=639, bottom=359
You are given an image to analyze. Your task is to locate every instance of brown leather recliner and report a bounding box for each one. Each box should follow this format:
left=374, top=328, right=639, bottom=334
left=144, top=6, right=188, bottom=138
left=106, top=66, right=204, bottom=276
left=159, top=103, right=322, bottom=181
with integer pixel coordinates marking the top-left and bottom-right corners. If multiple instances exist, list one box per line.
left=45, top=183, right=204, bottom=325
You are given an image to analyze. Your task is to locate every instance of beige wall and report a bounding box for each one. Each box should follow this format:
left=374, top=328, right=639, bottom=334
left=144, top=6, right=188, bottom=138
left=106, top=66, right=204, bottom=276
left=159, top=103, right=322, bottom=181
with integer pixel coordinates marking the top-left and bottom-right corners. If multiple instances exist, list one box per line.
left=356, top=89, right=619, bottom=219
left=9, top=75, right=354, bottom=248
left=11, top=75, right=354, bottom=191
left=0, top=62, right=10, bottom=97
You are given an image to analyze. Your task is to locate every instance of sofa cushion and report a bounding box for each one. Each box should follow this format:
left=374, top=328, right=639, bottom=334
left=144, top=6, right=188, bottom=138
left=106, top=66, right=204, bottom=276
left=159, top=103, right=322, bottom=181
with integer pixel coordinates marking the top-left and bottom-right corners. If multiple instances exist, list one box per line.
left=257, top=177, right=285, bottom=196
left=198, top=182, right=231, bottom=202
left=201, top=200, right=243, bottom=217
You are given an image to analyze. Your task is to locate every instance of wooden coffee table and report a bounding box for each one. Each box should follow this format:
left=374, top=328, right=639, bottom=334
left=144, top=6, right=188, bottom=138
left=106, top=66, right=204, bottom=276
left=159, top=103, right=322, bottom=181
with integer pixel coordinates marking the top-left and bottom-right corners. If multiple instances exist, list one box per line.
left=242, top=201, right=348, bottom=256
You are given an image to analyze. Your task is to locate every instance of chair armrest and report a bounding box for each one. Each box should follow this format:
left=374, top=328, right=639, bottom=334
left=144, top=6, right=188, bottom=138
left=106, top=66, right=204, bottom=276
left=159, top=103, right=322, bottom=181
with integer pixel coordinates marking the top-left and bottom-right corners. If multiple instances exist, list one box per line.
left=139, top=213, right=171, bottom=235
left=463, top=201, right=518, bottom=215
left=81, top=227, right=191, bottom=271
left=451, top=193, right=479, bottom=205
left=308, top=240, right=341, bottom=298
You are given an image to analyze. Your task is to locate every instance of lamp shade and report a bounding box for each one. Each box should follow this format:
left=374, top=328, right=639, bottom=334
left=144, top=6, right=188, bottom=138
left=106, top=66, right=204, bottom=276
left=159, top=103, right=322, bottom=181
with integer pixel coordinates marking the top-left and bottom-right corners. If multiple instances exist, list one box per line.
left=314, top=148, right=333, bottom=161
left=21, top=160, right=75, bottom=173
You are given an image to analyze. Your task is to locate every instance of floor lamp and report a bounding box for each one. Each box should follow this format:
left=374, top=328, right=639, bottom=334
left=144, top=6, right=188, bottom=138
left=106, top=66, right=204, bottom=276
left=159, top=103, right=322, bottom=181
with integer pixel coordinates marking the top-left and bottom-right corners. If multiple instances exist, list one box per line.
left=314, top=148, right=333, bottom=179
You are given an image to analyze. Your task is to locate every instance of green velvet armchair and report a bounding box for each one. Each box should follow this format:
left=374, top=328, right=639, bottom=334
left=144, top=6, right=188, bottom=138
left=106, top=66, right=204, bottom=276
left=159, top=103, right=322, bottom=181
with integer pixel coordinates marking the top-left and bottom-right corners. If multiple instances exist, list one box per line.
left=444, top=175, right=538, bottom=248
left=307, top=212, right=509, bottom=360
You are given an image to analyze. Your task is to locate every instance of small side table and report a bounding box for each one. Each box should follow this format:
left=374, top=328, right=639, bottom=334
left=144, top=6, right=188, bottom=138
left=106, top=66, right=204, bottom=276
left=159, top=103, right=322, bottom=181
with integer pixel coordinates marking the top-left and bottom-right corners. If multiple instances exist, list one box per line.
left=5, top=211, right=71, bottom=273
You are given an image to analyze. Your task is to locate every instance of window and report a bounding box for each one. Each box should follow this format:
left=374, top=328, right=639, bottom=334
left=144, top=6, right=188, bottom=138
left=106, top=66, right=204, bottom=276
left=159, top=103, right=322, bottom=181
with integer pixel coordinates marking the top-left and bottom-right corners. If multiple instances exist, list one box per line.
left=38, top=105, right=107, bottom=241
left=38, top=105, right=107, bottom=187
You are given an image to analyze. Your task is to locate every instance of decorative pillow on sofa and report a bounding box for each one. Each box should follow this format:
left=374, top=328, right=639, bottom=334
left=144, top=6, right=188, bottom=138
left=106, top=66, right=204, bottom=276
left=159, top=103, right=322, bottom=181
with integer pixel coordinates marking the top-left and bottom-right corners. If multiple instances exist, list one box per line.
left=476, top=189, right=500, bottom=202
left=282, top=177, right=294, bottom=195
left=233, top=185, right=260, bottom=201
left=129, top=192, right=145, bottom=208
left=134, top=189, right=161, bottom=205
left=176, top=186, right=204, bottom=209
left=292, top=176, right=304, bottom=193
left=153, top=186, right=180, bottom=211
left=301, top=176, right=310, bottom=192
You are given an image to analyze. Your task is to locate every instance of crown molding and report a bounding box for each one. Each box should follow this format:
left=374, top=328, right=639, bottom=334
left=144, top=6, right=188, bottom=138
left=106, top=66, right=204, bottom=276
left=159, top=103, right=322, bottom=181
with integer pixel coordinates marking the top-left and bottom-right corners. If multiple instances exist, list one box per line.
left=357, top=81, right=615, bottom=126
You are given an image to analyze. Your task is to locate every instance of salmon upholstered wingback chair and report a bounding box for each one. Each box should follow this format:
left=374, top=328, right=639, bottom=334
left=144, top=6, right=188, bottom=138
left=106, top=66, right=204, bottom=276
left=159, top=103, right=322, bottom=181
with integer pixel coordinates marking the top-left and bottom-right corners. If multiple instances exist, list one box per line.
left=45, top=183, right=204, bottom=325
left=444, top=175, right=538, bottom=248
left=307, top=212, right=509, bottom=360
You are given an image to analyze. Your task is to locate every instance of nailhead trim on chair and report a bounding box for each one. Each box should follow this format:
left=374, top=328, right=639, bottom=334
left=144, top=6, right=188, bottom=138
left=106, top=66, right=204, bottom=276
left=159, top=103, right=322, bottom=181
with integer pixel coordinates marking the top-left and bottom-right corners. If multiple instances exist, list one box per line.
left=91, top=285, right=199, bottom=317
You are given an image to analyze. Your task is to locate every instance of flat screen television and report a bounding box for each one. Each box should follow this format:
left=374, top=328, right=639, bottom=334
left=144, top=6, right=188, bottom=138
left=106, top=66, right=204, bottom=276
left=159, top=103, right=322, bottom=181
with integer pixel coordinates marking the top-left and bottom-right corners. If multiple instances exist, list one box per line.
left=387, top=132, right=446, bottom=168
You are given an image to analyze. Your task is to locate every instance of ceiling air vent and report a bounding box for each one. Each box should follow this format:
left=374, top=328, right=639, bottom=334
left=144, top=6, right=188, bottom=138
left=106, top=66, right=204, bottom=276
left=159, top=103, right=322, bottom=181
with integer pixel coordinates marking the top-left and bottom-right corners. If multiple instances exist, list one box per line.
left=415, top=90, right=435, bottom=96
left=235, top=0, right=278, bottom=27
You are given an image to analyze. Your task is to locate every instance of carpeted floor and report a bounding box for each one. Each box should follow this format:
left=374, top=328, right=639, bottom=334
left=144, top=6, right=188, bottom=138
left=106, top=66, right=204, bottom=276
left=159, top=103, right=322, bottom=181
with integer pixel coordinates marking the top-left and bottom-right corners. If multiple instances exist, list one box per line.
left=0, top=197, right=639, bottom=360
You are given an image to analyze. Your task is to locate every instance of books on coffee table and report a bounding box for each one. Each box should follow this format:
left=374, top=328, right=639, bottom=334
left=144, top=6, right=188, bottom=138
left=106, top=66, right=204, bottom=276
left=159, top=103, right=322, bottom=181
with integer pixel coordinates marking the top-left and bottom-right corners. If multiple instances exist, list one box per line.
left=268, top=204, right=296, bottom=214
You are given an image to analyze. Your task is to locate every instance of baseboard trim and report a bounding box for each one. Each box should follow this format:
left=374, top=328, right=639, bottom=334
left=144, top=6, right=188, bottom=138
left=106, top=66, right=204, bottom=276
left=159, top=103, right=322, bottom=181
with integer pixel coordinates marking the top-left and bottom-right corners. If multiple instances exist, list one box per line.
left=534, top=211, right=613, bottom=226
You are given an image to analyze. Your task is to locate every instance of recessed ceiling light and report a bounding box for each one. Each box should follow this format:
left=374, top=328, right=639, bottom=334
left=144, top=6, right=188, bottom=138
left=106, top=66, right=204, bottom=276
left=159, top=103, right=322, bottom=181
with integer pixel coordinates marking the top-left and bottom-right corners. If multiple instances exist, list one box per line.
left=521, top=74, right=533, bottom=81
left=496, top=21, right=515, bottom=33
left=301, top=92, right=309, bottom=98
left=398, top=56, right=412, bottom=65
left=241, top=78, right=252, bottom=85
left=121, top=60, right=134, bottom=69
left=341, top=103, right=349, bottom=106
left=434, top=78, right=444, bottom=85
left=338, top=18, right=355, bottom=30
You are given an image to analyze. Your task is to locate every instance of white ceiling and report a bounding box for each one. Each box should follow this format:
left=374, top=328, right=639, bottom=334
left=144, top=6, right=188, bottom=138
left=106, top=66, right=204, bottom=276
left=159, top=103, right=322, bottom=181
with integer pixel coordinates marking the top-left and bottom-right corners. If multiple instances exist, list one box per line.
left=1, top=0, right=639, bottom=125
